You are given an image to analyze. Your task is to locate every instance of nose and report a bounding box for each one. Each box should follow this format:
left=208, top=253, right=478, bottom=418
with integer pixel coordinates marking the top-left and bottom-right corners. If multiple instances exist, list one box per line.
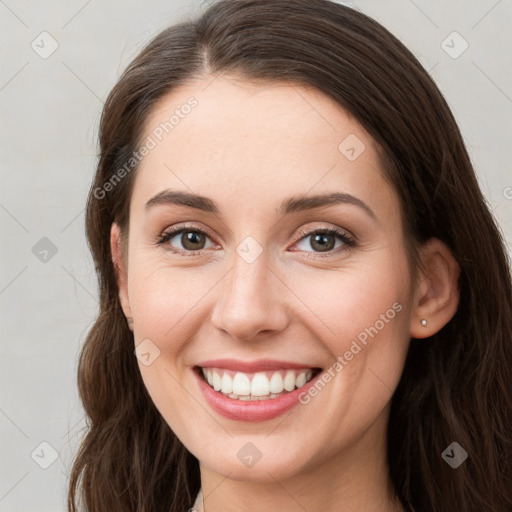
left=211, top=249, right=289, bottom=342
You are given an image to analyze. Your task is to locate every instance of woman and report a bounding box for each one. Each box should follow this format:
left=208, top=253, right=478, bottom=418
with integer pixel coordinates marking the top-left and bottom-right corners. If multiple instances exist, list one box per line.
left=68, top=1, right=512, bottom=511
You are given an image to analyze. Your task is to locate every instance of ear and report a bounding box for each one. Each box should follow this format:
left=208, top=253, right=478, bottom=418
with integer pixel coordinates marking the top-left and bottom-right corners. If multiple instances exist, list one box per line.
left=110, top=222, right=134, bottom=332
left=410, top=238, right=460, bottom=339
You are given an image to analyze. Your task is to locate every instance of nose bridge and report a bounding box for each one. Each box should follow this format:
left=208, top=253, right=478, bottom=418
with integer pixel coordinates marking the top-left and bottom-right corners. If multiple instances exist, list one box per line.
left=212, top=239, right=288, bottom=340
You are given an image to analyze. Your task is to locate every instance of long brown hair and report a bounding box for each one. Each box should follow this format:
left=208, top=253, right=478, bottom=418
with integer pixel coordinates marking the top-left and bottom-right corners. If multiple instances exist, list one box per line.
left=68, top=1, right=512, bottom=510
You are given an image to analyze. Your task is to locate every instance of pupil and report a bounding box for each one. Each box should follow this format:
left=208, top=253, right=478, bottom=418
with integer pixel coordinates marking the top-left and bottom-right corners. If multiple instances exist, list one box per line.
left=183, top=231, right=204, bottom=250
left=312, top=233, right=334, bottom=252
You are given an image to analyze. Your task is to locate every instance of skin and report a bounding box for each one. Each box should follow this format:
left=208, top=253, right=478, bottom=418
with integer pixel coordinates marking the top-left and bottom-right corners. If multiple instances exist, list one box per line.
left=110, top=75, right=460, bottom=512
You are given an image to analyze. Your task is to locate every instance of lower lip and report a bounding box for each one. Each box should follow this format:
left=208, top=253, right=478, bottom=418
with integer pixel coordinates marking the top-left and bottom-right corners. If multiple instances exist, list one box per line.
left=193, top=367, right=323, bottom=422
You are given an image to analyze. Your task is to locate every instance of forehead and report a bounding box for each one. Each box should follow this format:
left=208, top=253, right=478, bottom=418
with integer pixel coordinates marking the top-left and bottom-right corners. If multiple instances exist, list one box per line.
left=131, top=75, right=396, bottom=220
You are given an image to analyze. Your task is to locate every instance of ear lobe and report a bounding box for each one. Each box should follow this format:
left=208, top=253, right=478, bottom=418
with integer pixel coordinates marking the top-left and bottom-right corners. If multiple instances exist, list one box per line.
left=110, top=222, right=133, bottom=331
left=410, top=238, right=460, bottom=339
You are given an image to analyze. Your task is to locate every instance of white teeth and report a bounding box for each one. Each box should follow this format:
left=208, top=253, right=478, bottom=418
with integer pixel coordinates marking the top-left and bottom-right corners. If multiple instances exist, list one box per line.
left=200, top=367, right=318, bottom=399
left=269, top=372, right=284, bottom=394
left=283, top=370, right=296, bottom=392
left=251, top=372, right=270, bottom=396
left=221, top=373, right=233, bottom=394
left=232, top=372, right=251, bottom=395
left=296, top=371, right=307, bottom=388
left=227, top=393, right=282, bottom=400
left=212, top=371, right=222, bottom=391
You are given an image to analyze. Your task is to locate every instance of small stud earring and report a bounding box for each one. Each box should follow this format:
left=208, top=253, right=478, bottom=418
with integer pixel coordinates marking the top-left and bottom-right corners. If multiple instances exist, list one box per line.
left=421, top=319, right=427, bottom=326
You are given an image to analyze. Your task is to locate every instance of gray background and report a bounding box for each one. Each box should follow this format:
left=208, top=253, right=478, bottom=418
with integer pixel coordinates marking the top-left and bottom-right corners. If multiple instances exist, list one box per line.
left=1, top=0, right=511, bottom=510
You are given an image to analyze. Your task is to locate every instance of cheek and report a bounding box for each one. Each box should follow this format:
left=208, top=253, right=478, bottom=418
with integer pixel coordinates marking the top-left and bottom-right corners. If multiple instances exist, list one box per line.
left=127, top=259, right=220, bottom=344
left=290, top=257, right=409, bottom=347
left=288, top=253, right=411, bottom=411
left=291, top=265, right=410, bottom=438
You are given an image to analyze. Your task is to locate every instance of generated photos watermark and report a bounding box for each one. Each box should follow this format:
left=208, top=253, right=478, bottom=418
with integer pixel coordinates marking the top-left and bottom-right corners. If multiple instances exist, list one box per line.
left=298, top=301, right=403, bottom=404
left=94, top=96, right=198, bottom=200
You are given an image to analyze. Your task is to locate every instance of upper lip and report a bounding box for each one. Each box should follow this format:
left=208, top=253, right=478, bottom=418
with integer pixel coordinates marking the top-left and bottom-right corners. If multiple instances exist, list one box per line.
left=195, top=358, right=322, bottom=373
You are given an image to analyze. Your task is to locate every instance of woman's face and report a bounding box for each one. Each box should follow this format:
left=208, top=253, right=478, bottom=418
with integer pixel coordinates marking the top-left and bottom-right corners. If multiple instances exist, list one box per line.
left=113, top=76, right=418, bottom=481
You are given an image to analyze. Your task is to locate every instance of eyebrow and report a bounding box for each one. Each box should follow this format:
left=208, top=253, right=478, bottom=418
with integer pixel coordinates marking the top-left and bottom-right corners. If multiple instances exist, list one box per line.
left=145, top=189, right=377, bottom=221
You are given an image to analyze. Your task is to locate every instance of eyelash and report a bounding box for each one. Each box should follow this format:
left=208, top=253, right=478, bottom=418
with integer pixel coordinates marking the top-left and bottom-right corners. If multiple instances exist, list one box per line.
left=156, top=223, right=356, bottom=258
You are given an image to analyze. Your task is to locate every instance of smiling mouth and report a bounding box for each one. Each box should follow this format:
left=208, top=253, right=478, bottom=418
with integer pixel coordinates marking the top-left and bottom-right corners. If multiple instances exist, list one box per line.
left=194, top=366, right=322, bottom=401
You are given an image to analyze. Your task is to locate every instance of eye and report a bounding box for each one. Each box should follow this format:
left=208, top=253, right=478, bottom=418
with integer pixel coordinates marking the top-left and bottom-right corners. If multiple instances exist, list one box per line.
left=291, top=226, right=355, bottom=258
left=156, top=224, right=356, bottom=258
left=156, top=224, right=216, bottom=256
